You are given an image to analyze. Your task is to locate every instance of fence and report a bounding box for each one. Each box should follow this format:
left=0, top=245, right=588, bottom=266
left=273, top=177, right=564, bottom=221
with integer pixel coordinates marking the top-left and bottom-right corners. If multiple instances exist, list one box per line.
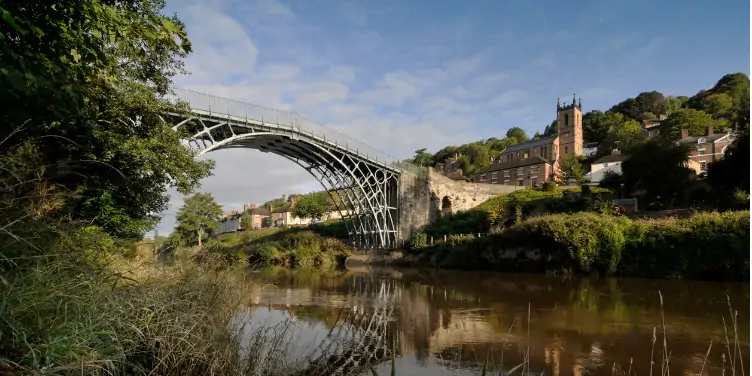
left=165, top=88, right=424, bottom=175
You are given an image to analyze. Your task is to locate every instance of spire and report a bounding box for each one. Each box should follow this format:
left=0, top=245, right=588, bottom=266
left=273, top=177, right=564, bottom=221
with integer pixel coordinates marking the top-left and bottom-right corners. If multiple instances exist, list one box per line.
left=556, top=97, right=560, bottom=110
left=578, top=98, right=582, bottom=109
left=572, top=93, right=577, bottom=106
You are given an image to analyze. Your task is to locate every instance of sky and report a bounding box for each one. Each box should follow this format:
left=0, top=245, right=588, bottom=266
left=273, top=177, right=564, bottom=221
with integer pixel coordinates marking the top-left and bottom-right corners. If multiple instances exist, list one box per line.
left=153, top=0, right=750, bottom=236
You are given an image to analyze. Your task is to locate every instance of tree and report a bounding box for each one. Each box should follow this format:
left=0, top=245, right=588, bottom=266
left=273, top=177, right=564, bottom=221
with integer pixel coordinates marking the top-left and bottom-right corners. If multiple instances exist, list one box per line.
left=660, top=108, right=725, bottom=140
left=506, top=127, right=529, bottom=142
left=174, top=193, right=223, bottom=248
left=621, top=141, right=694, bottom=209
left=292, top=191, right=333, bottom=220
left=412, top=148, right=434, bottom=167
left=0, top=0, right=213, bottom=239
left=609, top=91, right=666, bottom=120
left=663, top=96, right=688, bottom=115
left=240, top=212, right=253, bottom=230
left=700, top=93, right=734, bottom=119
left=604, top=119, right=647, bottom=153
left=557, top=154, right=586, bottom=185
left=583, top=111, right=631, bottom=148
left=543, top=120, right=558, bottom=137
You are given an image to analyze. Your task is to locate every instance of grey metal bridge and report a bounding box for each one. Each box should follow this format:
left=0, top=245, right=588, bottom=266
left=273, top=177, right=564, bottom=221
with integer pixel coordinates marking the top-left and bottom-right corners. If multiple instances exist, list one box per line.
left=163, top=88, right=424, bottom=249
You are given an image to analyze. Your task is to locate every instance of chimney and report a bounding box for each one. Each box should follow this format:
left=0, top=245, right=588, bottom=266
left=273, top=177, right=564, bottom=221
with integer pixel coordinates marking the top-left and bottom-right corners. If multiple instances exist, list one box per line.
left=222, top=212, right=228, bottom=219
left=706, top=126, right=714, bottom=136
left=681, top=129, right=689, bottom=139
left=251, top=203, right=257, bottom=209
left=243, top=203, right=250, bottom=212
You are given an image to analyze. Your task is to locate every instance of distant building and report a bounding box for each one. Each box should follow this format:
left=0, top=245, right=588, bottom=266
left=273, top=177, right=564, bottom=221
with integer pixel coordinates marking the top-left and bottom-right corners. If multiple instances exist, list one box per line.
left=218, top=203, right=271, bottom=234
left=641, top=114, right=668, bottom=138
left=585, top=151, right=629, bottom=185
left=678, top=126, right=733, bottom=175
left=472, top=94, right=584, bottom=186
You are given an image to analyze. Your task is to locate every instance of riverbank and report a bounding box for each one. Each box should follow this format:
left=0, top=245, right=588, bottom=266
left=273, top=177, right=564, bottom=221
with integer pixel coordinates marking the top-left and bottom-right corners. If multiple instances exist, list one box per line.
left=197, top=220, right=352, bottom=268
left=400, top=210, right=750, bottom=281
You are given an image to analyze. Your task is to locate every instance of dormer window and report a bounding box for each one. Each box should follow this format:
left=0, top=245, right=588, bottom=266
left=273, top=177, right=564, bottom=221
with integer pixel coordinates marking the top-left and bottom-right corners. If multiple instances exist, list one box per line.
left=698, top=138, right=706, bottom=144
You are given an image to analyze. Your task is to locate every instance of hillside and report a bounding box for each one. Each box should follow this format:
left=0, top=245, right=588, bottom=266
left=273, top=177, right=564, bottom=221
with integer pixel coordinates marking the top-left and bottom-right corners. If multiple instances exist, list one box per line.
left=409, top=72, right=750, bottom=177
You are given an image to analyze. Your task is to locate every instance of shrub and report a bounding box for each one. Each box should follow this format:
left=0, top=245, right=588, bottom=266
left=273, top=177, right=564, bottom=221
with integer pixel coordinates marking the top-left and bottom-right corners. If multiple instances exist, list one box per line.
left=542, top=181, right=557, bottom=192
left=408, top=232, right=428, bottom=251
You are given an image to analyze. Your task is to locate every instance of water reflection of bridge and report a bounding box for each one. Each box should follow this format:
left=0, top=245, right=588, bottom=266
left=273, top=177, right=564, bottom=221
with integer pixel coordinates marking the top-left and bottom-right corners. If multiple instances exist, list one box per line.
left=241, top=268, right=749, bottom=376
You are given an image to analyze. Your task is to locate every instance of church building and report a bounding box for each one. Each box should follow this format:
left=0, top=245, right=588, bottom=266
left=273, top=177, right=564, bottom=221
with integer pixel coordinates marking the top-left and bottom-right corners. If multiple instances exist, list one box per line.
left=472, top=95, right=584, bottom=186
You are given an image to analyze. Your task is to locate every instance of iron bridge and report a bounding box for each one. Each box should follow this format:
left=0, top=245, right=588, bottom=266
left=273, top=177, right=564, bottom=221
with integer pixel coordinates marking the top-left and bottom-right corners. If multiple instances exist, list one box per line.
left=163, top=88, right=423, bottom=250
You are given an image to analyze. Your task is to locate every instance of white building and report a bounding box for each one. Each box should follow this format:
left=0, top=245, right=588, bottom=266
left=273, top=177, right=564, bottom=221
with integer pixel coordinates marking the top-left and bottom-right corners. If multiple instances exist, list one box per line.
left=585, top=153, right=630, bottom=185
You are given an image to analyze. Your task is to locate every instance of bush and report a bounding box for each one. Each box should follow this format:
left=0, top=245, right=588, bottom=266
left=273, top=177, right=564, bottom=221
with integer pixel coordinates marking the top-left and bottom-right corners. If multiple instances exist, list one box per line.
left=542, top=181, right=557, bottom=192
left=409, top=211, right=750, bottom=281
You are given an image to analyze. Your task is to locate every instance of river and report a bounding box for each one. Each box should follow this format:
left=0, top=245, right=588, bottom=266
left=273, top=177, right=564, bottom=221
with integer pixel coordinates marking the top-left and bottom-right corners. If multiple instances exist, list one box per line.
left=233, top=267, right=749, bottom=376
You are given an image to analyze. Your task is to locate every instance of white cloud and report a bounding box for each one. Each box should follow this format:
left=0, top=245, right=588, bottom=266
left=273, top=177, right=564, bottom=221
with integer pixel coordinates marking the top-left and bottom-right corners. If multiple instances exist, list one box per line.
left=488, top=89, right=530, bottom=108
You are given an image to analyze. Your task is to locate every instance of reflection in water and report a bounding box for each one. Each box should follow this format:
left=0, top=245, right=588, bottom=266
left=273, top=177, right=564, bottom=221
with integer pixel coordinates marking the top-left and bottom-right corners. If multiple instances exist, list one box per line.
left=236, top=267, right=749, bottom=376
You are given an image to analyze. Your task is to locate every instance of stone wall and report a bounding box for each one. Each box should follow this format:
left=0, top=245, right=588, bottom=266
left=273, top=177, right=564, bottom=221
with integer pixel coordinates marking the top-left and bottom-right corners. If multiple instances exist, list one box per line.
left=398, top=167, right=522, bottom=241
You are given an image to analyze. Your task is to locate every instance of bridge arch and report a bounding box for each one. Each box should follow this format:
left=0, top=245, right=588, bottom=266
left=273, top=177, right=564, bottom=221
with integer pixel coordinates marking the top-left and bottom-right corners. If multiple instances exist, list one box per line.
left=164, top=88, right=421, bottom=249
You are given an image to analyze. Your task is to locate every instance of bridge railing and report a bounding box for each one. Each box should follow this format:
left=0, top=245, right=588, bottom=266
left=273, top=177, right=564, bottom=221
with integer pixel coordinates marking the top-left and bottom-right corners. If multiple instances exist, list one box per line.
left=166, top=88, right=426, bottom=176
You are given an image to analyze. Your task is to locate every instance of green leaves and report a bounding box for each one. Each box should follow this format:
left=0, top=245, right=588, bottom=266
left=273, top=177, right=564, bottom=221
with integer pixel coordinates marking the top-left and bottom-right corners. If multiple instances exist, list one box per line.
left=175, top=193, right=224, bottom=243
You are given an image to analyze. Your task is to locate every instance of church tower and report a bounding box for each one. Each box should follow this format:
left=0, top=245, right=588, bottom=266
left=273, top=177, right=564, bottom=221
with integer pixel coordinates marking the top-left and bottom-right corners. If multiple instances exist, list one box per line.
left=556, top=94, right=583, bottom=161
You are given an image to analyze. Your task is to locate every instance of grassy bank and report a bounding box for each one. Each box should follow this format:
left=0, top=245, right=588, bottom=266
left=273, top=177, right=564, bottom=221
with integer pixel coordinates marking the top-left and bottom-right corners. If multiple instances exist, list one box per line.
left=403, top=210, right=750, bottom=281
left=199, top=221, right=352, bottom=268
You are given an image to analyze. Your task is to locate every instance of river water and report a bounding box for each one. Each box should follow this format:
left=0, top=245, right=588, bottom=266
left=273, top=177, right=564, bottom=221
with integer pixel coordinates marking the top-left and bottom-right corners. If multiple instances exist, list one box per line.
left=234, top=267, right=749, bottom=376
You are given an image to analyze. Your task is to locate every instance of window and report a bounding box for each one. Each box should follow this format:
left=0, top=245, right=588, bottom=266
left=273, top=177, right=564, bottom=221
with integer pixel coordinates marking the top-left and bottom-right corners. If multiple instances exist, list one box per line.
left=517, top=179, right=524, bottom=186
left=479, top=174, right=487, bottom=181
left=564, top=113, right=569, bottom=126
left=698, top=149, right=706, bottom=156
left=503, top=180, right=510, bottom=184
left=700, top=162, right=708, bottom=172
left=490, top=172, right=498, bottom=180
left=564, top=146, right=569, bottom=154
left=603, top=163, right=609, bottom=167
left=503, top=171, right=511, bottom=177
left=698, top=138, right=706, bottom=144
left=517, top=168, right=524, bottom=176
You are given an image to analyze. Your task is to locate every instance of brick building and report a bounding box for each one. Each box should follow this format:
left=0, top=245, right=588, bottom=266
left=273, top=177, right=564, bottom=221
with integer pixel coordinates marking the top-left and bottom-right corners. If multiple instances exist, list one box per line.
left=678, top=126, right=733, bottom=175
left=472, top=94, right=584, bottom=186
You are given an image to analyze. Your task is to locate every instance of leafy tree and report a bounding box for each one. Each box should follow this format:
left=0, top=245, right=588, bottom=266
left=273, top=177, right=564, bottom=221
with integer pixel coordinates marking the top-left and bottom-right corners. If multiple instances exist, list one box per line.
left=543, top=120, right=558, bottom=137
left=604, top=119, right=646, bottom=153
left=660, top=108, right=725, bottom=140
left=621, top=141, right=694, bottom=209
left=240, top=212, right=253, bottom=230
left=557, top=155, right=586, bottom=185
left=174, top=193, right=223, bottom=248
left=599, top=171, right=625, bottom=198
left=609, top=91, right=665, bottom=120
left=0, top=0, right=213, bottom=239
left=663, top=96, right=688, bottom=115
left=412, top=148, right=434, bottom=167
left=292, top=191, right=334, bottom=220
left=700, top=93, right=734, bottom=119
left=506, top=127, right=529, bottom=142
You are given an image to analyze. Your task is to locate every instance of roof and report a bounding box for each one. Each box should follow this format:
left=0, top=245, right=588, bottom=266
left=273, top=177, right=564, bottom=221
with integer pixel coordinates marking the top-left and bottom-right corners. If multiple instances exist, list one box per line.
left=475, top=156, right=550, bottom=174
left=583, top=142, right=599, bottom=148
left=593, top=154, right=631, bottom=164
left=270, top=205, right=292, bottom=213
left=247, top=207, right=271, bottom=216
left=501, top=136, right=557, bottom=154
left=679, top=133, right=729, bottom=145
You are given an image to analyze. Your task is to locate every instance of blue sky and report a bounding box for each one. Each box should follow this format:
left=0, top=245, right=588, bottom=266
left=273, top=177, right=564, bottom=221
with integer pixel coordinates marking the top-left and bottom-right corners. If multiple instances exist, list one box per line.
left=154, top=0, right=750, bottom=235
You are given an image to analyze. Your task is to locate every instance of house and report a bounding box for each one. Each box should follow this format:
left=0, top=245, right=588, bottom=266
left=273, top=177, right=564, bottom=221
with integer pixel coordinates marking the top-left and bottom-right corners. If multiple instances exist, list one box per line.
left=641, top=115, right=668, bottom=139
left=583, top=142, right=599, bottom=157
left=241, top=203, right=271, bottom=229
left=678, top=126, right=733, bottom=175
left=472, top=94, right=584, bottom=186
left=585, top=151, right=630, bottom=185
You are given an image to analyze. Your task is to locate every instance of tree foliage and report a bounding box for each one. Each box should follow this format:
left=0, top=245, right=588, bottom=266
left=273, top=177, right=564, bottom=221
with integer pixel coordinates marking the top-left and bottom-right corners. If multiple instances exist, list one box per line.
left=621, top=141, right=694, bottom=209
left=506, top=127, right=529, bottom=142
left=174, top=193, right=223, bottom=247
left=0, top=0, right=213, bottom=240
left=557, top=155, right=586, bottom=185
left=292, top=191, right=335, bottom=220
left=660, top=108, right=725, bottom=140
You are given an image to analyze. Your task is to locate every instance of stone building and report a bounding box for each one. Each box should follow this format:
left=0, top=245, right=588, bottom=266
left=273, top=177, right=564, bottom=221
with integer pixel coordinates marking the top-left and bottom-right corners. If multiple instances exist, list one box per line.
left=472, top=94, right=584, bottom=186
left=641, top=114, right=668, bottom=139
left=678, top=126, right=733, bottom=175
